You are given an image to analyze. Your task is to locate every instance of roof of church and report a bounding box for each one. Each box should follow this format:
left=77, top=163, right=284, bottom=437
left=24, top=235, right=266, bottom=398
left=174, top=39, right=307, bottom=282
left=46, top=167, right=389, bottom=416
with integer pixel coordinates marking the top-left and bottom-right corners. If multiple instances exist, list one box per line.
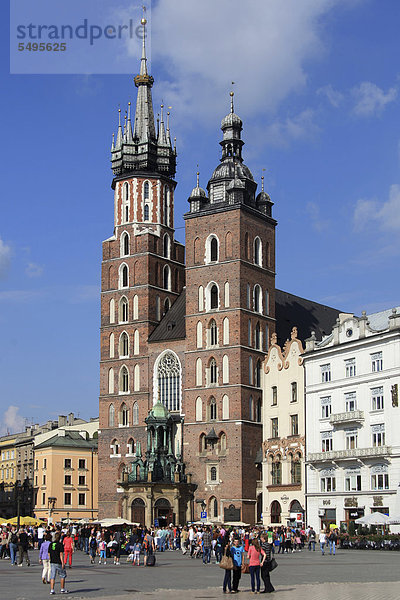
left=148, top=287, right=341, bottom=345
left=275, top=289, right=340, bottom=344
left=148, top=289, right=187, bottom=342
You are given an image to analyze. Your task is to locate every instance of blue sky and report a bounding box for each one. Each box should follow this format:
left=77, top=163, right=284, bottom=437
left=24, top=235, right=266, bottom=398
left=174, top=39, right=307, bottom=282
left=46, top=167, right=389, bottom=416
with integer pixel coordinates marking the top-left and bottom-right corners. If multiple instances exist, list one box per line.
left=1, top=0, right=399, bottom=432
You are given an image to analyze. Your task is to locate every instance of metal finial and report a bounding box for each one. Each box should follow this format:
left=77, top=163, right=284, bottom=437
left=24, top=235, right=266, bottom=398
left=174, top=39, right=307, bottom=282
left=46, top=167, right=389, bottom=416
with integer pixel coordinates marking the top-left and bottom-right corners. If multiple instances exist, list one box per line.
left=230, top=91, right=234, bottom=113
left=160, top=103, right=164, bottom=121
left=118, top=108, right=121, bottom=126
left=196, top=165, right=200, bottom=187
left=128, top=102, right=131, bottom=119
left=141, top=4, right=147, bottom=25
left=261, top=168, right=266, bottom=192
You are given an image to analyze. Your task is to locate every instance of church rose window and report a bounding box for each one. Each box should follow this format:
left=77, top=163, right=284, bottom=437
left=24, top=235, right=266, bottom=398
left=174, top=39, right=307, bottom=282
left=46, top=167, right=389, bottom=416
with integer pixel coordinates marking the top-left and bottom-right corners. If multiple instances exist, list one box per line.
left=157, top=352, right=181, bottom=412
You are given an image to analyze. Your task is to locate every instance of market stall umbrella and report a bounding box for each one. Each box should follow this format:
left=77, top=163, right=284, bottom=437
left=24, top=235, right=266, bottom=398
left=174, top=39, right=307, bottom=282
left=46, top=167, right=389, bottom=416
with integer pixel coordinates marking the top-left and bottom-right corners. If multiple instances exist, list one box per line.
left=355, top=512, right=391, bottom=525
left=223, top=522, right=250, bottom=527
left=387, top=516, right=400, bottom=525
left=96, top=518, right=139, bottom=527
left=6, top=516, right=44, bottom=526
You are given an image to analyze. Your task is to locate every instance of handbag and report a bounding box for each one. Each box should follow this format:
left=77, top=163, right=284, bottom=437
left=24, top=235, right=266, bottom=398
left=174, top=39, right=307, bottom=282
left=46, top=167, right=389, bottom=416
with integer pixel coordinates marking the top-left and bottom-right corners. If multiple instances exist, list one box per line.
left=241, top=560, right=250, bottom=574
left=219, top=554, right=234, bottom=570
left=268, top=557, right=278, bottom=572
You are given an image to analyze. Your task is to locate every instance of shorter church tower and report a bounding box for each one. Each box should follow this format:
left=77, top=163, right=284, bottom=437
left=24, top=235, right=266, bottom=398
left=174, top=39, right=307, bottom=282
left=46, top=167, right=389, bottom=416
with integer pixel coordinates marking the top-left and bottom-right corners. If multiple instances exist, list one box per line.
left=183, top=93, right=277, bottom=524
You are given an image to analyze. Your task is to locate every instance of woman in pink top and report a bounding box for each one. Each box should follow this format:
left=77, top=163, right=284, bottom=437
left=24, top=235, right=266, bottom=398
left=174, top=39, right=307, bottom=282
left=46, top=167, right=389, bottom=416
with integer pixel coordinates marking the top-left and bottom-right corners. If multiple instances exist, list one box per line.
left=247, top=538, right=266, bottom=593
left=63, top=532, right=74, bottom=568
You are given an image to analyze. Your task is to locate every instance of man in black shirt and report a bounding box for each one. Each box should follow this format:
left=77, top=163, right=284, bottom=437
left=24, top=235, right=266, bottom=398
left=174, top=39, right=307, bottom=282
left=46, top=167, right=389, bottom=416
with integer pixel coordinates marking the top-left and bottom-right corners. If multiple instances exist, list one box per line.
left=17, top=527, right=30, bottom=566
left=49, top=532, right=68, bottom=594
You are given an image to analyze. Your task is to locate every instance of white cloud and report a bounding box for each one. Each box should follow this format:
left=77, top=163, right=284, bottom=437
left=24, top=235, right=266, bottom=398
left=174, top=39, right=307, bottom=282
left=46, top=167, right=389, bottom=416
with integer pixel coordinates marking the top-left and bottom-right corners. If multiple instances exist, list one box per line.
left=352, top=81, right=397, bottom=117
left=147, top=0, right=342, bottom=133
left=354, top=184, right=400, bottom=232
left=0, top=237, right=11, bottom=278
left=306, top=201, right=329, bottom=232
left=26, top=262, right=44, bottom=278
left=266, top=109, right=320, bottom=147
left=0, top=406, right=25, bottom=435
left=317, top=84, right=344, bottom=107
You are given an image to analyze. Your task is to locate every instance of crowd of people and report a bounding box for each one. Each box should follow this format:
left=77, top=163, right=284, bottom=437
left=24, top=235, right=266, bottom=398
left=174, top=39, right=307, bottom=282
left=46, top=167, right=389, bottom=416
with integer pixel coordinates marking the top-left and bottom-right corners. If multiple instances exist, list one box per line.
left=0, top=521, right=339, bottom=594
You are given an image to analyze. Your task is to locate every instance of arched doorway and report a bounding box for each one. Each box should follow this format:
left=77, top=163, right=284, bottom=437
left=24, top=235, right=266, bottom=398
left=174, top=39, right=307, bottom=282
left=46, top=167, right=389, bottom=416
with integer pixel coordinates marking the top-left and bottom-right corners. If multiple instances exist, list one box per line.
left=131, top=498, right=145, bottom=525
left=154, top=497, right=173, bottom=527
left=270, top=500, right=281, bottom=524
left=290, top=499, right=303, bottom=513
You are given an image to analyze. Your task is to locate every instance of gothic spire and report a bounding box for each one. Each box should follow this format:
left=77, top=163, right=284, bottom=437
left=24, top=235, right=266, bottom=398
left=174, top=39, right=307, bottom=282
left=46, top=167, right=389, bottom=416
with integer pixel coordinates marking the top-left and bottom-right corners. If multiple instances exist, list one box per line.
left=133, top=14, right=156, bottom=141
left=116, top=109, right=123, bottom=149
left=111, top=12, right=176, bottom=178
left=157, top=103, right=168, bottom=146
left=126, top=102, right=133, bottom=143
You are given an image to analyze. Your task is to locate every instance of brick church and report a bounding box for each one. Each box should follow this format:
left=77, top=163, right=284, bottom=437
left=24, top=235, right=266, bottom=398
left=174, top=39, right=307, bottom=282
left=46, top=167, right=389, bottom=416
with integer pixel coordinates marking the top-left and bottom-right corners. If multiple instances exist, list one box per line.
left=98, top=20, right=339, bottom=526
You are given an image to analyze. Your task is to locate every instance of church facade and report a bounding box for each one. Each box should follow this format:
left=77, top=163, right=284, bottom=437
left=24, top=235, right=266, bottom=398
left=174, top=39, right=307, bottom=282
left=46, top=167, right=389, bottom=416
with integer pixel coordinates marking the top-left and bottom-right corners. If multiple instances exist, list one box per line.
left=98, top=22, right=339, bottom=527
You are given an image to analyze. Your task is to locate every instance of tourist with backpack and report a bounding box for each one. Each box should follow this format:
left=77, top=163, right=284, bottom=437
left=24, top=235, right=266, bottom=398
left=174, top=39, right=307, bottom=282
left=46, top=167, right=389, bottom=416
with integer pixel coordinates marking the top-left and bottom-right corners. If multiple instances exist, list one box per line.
left=8, top=527, right=18, bottom=565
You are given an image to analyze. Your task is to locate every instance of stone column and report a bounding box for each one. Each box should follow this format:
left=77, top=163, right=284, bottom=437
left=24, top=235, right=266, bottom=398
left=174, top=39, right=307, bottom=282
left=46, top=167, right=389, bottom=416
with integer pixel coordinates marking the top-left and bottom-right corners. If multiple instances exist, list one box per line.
left=173, top=492, right=180, bottom=525
left=146, top=491, right=153, bottom=529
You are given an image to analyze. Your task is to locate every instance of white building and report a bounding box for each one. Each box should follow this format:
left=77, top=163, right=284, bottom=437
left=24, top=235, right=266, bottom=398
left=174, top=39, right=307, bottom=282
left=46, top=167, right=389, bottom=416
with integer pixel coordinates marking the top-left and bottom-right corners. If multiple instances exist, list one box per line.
left=261, top=328, right=305, bottom=526
left=304, top=308, right=400, bottom=531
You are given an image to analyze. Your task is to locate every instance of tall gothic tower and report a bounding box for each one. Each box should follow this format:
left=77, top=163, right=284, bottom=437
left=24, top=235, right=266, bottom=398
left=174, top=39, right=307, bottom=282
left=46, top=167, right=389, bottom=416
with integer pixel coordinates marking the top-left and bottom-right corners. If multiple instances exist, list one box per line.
left=183, top=94, right=276, bottom=524
left=98, top=19, right=185, bottom=518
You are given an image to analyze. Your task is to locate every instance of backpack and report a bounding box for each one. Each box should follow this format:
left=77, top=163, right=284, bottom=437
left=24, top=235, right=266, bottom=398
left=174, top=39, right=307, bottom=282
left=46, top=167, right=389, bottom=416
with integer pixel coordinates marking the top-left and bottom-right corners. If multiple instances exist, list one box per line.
left=11, top=533, right=18, bottom=544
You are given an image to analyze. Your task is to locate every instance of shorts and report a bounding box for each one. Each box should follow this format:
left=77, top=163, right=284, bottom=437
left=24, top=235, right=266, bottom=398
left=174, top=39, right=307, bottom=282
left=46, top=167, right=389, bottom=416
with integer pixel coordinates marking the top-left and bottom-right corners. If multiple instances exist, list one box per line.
left=50, top=564, right=67, bottom=580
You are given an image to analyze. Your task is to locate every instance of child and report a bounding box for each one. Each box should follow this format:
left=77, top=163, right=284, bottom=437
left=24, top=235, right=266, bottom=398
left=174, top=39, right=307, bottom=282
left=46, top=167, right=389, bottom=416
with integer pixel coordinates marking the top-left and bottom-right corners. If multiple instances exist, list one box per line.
left=98, top=538, right=106, bottom=564
left=133, top=540, right=141, bottom=566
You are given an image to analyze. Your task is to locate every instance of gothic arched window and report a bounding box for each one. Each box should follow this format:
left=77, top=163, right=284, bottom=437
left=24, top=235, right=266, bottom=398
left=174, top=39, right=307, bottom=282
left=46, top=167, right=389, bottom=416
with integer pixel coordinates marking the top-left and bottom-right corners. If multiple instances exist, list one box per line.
left=209, top=358, right=217, bottom=385
left=210, top=237, right=218, bottom=262
left=163, top=234, right=170, bottom=258
left=210, top=466, right=217, bottom=481
left=121, top=232, right=129, bottom=256
left=108, top=403, right=115, bottom=427
left=163, top=265, right=171, bottom=290
left=144, top=204, right=150, bottom=221
left=120, top=403, right=129, bottom=426
left=210, top=284, right=218, bottom=309
left=144, top=181, right=150, bottom=200
left=209, top=396, right=217, bottom=420
left=119, top=297, right=128, bottom=323
left=254, top=237, right=262, bottom=266
left=120, top=264, right=129, bottom=289
left=119, top=366, right=129, bottom=393
left=254, top=284, right=262, bottom=313
left=119, top=332, right=129, bottom=357
left=156, top=351, right=181, bottom=412
left=133, top=401, right=139, bottom=425
left=209, top=319, right=218, bottom=347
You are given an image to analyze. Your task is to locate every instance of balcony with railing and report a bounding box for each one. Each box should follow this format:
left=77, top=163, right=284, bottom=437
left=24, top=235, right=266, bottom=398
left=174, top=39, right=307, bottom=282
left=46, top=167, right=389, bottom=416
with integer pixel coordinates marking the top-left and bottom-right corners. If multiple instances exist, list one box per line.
left=330, top=410, right=364, bottom=425
left=307, top=445, right=391, bottom=462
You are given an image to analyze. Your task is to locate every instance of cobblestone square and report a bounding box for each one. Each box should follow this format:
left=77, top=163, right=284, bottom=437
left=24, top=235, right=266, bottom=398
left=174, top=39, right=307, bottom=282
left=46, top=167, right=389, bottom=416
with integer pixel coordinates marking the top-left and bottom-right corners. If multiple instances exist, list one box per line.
left=1, top=547, right=399, bottom=600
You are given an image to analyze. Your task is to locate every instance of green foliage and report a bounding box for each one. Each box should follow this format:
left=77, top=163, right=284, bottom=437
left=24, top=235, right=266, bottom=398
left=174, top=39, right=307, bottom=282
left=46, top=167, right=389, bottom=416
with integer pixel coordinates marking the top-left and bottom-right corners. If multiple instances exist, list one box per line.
left=348, top=520, right=356, bottom=536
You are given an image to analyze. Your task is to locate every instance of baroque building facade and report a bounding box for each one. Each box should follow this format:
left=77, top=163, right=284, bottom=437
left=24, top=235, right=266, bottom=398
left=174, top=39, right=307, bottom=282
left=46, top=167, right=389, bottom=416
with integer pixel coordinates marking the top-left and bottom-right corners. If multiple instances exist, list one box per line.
left=304, top=308, right=400, bottom=531
left=98, top=21, right=340, bottom=526
left=261, top=328, right=305, bottom=527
